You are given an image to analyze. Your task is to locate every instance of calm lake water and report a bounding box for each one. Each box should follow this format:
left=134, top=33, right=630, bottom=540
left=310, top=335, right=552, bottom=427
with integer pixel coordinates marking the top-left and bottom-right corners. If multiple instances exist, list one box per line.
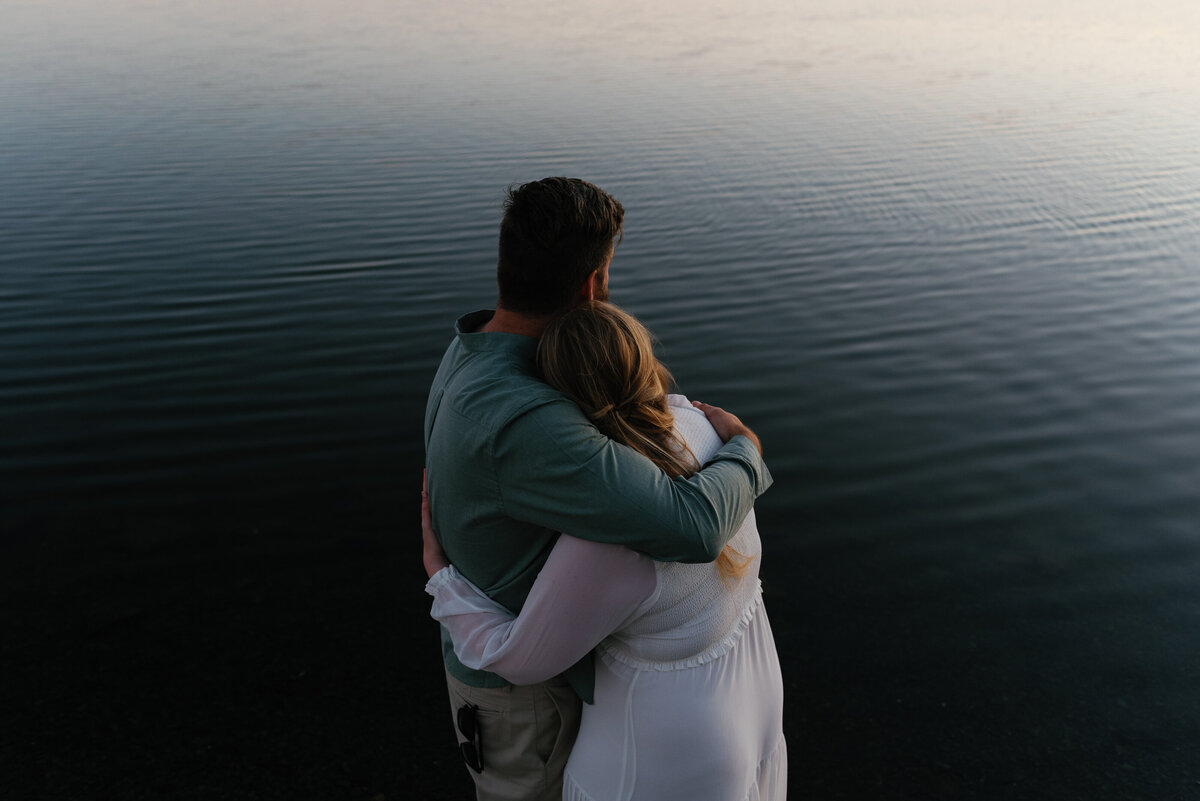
left=4, top=0, right=1199, bottom=797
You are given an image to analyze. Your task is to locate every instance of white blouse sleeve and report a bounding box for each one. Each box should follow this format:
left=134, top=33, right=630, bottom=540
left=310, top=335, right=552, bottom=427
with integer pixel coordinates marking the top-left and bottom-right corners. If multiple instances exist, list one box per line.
left=426, top=534, right=657, bottom=685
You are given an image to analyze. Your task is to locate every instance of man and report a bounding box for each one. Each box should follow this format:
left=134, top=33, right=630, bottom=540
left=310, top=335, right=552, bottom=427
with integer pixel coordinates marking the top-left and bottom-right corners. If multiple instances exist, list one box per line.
left=423, top=177, right=771, bottom=800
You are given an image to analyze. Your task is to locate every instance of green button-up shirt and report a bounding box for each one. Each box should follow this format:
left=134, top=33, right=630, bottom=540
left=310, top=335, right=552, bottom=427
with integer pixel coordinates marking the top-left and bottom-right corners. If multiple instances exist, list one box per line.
left=424, top=310, right=772, bottom=702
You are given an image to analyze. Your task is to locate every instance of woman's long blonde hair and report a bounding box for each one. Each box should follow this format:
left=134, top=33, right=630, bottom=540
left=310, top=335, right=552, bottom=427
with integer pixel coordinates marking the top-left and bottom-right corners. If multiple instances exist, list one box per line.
left=537, top=301, right=752, bottom=581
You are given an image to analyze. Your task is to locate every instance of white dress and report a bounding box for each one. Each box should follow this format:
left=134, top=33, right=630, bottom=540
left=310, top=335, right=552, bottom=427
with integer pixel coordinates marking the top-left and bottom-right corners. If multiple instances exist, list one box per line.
left=426, top=395, right=786, bottom=801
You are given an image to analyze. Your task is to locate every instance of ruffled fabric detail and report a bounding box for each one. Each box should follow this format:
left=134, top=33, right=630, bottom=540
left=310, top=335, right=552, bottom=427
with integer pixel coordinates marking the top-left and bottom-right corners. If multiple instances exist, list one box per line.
left=563, top=769, right=594, bottom=801
left=423, top=564, right=459, bottom=597
left=561, top=731, right=787, bottom=801
left=745, top=736, right=788, bottom=801
left=598, top=584, right=764, bottom=672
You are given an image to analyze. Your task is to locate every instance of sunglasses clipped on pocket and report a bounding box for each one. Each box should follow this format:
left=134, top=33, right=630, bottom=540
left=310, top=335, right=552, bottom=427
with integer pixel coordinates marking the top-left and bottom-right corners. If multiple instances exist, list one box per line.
left=456, top=703, right=484, bottom=773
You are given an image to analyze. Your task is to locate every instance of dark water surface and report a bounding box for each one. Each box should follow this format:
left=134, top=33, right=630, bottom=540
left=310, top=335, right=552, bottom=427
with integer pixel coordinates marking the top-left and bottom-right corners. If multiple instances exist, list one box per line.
left=4, top=1, right=1200, bottom=797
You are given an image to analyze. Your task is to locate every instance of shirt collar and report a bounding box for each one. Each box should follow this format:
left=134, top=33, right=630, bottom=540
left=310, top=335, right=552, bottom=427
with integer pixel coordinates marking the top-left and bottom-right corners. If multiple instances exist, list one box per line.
left=455, top=309, right=540, bottom=361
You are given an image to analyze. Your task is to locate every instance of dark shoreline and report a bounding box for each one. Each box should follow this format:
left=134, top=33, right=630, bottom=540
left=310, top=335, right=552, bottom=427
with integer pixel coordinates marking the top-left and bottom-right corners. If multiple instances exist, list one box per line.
left=2, top=499, right=474, bottom=801
left=6, top=497, right=1197, bottom=800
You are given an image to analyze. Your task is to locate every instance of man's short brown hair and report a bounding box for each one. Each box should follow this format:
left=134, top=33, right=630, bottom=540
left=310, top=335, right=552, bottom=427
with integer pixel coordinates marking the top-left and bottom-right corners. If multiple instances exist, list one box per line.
left=497, top=177, right=624, bottom=317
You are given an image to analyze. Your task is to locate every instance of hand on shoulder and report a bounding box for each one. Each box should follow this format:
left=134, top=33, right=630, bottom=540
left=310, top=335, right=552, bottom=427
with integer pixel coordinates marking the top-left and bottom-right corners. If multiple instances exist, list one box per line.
left=690, top=400, right=763, bottom=455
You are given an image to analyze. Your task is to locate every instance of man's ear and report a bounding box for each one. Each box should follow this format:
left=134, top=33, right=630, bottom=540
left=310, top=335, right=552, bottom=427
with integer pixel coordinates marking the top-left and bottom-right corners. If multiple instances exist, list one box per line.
left=578, top=270, right=599, bottom=302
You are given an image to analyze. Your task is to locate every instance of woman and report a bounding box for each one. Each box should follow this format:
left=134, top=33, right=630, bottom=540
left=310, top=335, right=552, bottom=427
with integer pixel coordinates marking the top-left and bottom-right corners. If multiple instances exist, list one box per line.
left=423, top=301, right=785, bottom=801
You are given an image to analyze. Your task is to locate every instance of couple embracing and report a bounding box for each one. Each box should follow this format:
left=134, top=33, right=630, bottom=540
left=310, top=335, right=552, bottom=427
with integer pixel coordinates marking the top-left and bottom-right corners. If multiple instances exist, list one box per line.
left=422, top=177, right=786, bottom=801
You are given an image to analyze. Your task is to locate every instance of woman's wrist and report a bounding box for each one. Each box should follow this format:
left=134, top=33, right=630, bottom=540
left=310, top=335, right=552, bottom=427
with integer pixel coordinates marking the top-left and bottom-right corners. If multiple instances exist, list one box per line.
left=424, top=551, right=449, bottom=579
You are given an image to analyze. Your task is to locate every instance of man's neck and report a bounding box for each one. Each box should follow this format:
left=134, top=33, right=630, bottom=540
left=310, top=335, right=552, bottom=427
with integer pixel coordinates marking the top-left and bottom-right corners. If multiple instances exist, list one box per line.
left=478, top=307, right=551, bottom=339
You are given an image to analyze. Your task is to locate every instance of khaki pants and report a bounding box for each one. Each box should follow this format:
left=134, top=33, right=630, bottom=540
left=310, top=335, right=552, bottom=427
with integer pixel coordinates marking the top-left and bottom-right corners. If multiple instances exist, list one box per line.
left=445, top=669, right=582, bottom=801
